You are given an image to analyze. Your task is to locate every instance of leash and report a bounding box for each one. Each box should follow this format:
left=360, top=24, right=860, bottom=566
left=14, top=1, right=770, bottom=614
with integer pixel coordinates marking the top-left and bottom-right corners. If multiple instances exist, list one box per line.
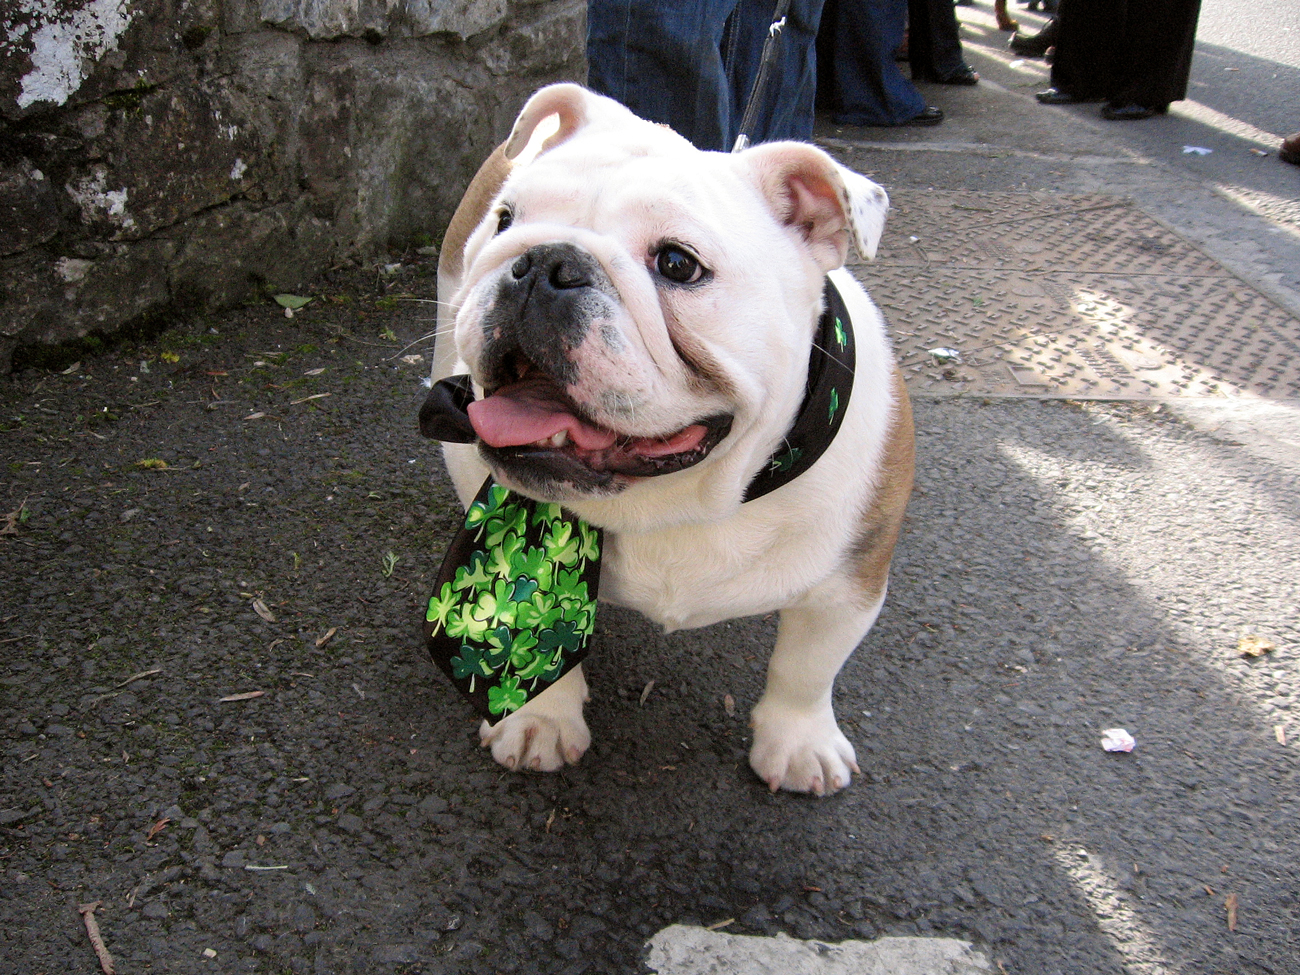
left=732, top=0, right=794, bottom=152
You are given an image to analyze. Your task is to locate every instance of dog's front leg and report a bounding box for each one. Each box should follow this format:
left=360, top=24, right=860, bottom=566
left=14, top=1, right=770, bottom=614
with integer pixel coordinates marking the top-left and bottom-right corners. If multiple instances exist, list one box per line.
left=479, top=664, right=591, bottom=772
left=749, top=589, right=885, bottom=795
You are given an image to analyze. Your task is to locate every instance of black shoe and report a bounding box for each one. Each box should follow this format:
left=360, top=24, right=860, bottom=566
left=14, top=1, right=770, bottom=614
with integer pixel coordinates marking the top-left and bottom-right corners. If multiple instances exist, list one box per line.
left=1009, top=17, right=1058, bottom=57
left=935, top=66, right=979, bottom=86
left=1101, top=102, right=1155, bottom=120
left=905, top=106, right=945, bottom=126
left=1035, top=88, right=1076, bottom=105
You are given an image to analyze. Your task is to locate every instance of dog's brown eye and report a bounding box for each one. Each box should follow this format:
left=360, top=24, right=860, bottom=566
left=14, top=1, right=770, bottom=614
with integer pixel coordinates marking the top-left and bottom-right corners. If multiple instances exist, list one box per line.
left=496, top=209, right=514, bottom=235
left=656, top=245, right=702, bottom=284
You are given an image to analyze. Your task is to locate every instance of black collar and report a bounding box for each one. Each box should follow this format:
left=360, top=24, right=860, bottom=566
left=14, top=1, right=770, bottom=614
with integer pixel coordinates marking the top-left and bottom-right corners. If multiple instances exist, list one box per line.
left=418, top=277, right=855, bottom=503
left=742, top=277, right=855, bottom=502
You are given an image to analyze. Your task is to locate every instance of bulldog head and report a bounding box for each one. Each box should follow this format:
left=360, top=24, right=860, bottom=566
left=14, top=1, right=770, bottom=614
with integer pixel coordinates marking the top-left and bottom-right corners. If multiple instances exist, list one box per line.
left=445, top=84, right=888, bottom=524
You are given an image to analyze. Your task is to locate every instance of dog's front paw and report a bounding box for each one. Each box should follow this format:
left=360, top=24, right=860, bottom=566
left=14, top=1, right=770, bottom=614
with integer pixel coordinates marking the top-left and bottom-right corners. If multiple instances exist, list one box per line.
left=478, top=667, right=590, bottom=772
left=749, top=700, right=859, bottom=795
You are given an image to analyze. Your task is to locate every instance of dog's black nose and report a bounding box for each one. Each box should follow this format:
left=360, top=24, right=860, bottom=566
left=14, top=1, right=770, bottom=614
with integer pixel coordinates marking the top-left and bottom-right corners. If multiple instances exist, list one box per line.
left=481, top=242, right=611, bottom=389
left=511, top=243, right=594, bottom=290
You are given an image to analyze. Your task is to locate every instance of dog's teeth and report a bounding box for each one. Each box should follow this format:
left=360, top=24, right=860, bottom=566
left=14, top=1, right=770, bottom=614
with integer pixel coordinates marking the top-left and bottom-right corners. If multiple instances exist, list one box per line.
left=548, top=430, right=569, bottom=448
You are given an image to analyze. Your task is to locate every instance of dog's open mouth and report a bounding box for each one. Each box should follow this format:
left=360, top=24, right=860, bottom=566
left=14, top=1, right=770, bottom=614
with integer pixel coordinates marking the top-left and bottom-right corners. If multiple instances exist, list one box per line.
left=467, top=375, right=732, bottom=489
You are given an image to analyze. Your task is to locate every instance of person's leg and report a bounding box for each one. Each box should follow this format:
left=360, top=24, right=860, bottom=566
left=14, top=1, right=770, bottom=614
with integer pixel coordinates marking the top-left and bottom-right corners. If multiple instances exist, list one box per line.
left=909, top=0, right=972, bottom=82
left=820, top=0, right=928, bottom=126
left=1105, top=0, right=1201, bottom=112
left=725, top=0, right=827, bottom=144
left=587, top=0, right=738, bottom=149
left=1046, top=0, right=1119, bottom=100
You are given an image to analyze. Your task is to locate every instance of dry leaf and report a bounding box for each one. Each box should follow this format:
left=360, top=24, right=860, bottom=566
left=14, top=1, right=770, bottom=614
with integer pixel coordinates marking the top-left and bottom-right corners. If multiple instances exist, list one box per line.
left=1238, top=635, right=1275, bottom=658
left=304, top=368, right=326, bottom=376
left=639, top=680, right=655, bottom=706
left=220, top=691, right=265, bottom=703
left=145, top=818, right=170, bottom=841
left=315, top=627, right=337, bottom=648
left=243, top=412, right=265, bottom=421
left=290, top=392, right=330, bottom=405
left=723, top=693, right=735, bottom=716
left=400, top=354, right=424, bottom=365
left=1225, top=892, right=1238, bottom=931
left=1276, top=725, right=1287, bottom=746
left=251, top=599, right=276, bottom=623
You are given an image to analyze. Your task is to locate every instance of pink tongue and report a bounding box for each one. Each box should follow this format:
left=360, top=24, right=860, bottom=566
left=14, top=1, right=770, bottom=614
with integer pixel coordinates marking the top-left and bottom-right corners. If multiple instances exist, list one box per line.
left=467, top=390, right=618, bottom=450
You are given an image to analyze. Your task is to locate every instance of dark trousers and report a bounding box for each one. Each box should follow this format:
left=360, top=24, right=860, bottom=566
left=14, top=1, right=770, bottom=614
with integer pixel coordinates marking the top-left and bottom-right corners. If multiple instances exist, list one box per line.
left=816, top=0, right=926, bottom=126
left=907, top=0, right=968, bottom=82
left=588, top=0, right=826, bottom=150
left=1050, top=0, right=1202, bottom=109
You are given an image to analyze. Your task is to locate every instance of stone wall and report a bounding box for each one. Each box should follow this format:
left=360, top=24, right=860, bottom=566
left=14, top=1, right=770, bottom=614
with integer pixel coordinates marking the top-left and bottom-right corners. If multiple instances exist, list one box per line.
left=0, top=0, right=586, bottom=370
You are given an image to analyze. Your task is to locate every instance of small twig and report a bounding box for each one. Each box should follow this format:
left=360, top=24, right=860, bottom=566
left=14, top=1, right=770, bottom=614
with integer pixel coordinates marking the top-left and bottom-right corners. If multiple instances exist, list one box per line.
left=78, top=901, right=116, bottom=975
left=219, top=691, right=265, bottom=703
left=114, top=668, right=161, bottom=689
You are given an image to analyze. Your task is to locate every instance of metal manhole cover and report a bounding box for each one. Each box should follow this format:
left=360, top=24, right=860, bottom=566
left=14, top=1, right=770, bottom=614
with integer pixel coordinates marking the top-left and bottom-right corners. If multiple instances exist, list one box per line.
left=852, top=191, right=1300, bottom=400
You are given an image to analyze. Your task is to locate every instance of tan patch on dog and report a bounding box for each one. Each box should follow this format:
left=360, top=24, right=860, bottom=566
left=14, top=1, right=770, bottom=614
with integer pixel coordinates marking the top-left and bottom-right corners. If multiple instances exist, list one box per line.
left=846, top=367, right=914, bottom=604
left=439, top=144, right=512, bottom=289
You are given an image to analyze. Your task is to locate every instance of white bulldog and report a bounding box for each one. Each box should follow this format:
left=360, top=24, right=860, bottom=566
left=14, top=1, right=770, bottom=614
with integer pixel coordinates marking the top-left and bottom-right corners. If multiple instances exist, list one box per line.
left=428, top=83, right=913, bottom=795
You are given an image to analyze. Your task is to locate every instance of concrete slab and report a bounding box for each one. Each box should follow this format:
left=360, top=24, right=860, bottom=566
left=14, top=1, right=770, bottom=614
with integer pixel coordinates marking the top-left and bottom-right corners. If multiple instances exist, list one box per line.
left=645, top=925, right=994, bottom=975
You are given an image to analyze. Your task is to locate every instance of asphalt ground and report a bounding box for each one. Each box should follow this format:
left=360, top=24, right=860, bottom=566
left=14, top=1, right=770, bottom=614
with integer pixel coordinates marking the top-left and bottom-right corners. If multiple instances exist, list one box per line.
left=3, top=5, right=1299, bottom=974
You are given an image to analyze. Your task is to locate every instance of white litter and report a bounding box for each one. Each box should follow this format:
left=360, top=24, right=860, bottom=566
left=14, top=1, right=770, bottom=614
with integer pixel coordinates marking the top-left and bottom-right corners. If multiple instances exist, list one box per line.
left=1182, top=146, right=1213, bottom=155
left=1101, top=728, right=1136, bottom=753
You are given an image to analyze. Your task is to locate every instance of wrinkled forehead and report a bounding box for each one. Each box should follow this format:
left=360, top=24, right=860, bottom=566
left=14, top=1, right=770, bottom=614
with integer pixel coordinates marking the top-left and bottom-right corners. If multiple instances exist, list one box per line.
left=504, top=135, right=760, bottom=233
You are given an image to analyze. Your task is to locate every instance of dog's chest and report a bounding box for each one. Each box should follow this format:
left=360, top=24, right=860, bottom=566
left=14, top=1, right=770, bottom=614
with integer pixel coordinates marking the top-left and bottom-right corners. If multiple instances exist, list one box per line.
left=597, top=517, right=835, bottom=631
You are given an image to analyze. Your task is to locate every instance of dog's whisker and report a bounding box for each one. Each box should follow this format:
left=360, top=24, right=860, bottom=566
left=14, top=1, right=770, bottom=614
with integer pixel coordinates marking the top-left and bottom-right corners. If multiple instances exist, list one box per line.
left=385, top=323, right=461, bottom=361
left=809, top=339, right=856, bottom=377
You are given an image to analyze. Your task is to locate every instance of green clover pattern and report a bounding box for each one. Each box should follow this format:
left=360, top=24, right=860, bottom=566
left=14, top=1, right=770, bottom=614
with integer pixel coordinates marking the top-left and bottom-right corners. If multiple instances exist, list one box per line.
left=426, top=483, right=600, bottom=716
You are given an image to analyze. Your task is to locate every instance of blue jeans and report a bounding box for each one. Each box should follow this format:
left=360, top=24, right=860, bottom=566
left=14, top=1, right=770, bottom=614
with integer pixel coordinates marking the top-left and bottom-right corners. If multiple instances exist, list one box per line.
left=817, top=0, right=926, bottom=126
left=587, top=0, right=825, bottom=150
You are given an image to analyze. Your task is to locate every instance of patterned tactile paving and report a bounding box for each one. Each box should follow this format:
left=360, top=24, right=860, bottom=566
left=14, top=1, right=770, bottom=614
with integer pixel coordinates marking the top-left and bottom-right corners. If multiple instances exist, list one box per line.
left=851, top=191, right=1300, bottom=400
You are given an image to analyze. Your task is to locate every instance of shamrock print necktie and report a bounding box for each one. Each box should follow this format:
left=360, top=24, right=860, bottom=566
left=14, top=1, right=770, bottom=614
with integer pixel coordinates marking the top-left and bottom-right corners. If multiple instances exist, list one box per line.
left=424, top=478, right=602, bottom=721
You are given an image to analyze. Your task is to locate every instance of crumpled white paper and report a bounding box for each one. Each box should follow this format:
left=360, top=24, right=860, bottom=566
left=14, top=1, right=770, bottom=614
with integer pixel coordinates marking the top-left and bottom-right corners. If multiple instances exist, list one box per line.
left=1182, top=146, right=1213, bottom=155
left=1101, top=728, right=1136, bottom=752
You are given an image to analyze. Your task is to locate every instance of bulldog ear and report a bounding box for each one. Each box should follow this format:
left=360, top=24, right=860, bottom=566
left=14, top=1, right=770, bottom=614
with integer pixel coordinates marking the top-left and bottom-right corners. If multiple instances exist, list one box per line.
left=502, top=83, right=597, bottom=161
left=740, top=143, right=889, bottom=270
